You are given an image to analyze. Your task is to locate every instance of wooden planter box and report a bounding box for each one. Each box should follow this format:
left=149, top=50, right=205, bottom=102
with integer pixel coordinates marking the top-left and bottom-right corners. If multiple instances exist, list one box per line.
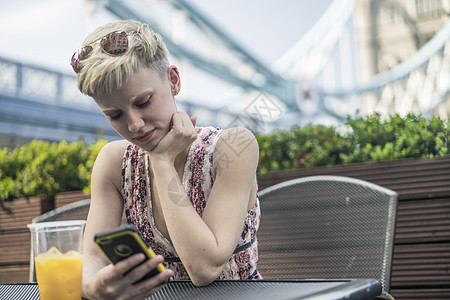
left=0, top=191, right=89, bottom=283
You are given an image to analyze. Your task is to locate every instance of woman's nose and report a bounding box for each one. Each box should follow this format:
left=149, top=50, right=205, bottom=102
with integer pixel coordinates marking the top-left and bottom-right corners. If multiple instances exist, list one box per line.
left=127, top=113, right=145, bottom=132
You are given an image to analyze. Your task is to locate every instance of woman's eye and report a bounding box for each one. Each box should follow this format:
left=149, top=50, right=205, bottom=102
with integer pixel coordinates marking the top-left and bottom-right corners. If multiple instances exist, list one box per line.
left=108, top=112, right=122, bottom=121
left=136, top=96, right=152, bottom=108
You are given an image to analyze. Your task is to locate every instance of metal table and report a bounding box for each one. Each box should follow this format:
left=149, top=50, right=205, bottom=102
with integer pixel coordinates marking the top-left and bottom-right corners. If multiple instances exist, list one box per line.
left=0, top=279, right=382, bottom=300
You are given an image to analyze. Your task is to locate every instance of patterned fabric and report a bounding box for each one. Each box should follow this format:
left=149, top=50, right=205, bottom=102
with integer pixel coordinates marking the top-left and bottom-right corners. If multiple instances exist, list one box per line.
left=121, top=126, right=262, bottom=280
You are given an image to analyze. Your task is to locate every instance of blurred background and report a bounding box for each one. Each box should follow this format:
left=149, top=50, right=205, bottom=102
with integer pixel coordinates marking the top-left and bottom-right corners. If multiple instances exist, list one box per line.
left=0, top=0, right=449, bottom=148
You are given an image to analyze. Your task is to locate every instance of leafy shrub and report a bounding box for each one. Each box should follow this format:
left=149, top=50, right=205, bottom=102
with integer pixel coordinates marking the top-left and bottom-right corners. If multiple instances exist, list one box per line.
left=0, top=139, right=107, bottom=203
left=78, top=139, right=109, bottom=194
left=341, top=114, right=448, bottom=163
left=256, top=113, right=448, bottom=173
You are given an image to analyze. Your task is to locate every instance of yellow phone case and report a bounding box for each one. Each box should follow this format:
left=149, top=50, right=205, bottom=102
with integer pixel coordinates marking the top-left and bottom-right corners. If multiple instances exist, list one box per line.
left=95, top=225, right=166, bottom=281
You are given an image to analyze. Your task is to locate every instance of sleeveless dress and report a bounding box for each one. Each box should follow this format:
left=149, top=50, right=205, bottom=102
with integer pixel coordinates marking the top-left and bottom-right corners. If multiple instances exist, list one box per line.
left=121, top=126, right=262, bottom=280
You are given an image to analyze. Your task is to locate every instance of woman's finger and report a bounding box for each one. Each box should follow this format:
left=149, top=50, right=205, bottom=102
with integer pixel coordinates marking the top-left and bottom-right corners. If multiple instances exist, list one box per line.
left=130, top=269, right=174, bottom=299
left=103, top=253, right=145, bottom=283
left=173, top=111, right=189, bottom=127
left=190, top=115, right=197, bottom=127
left=122, top=255, right=165, bottom=285
left=172, top=112, right=196, bottom=135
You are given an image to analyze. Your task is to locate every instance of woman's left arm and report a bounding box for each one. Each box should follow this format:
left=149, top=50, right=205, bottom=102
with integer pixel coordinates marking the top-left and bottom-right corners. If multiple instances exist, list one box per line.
left=150, top=113, right=259, bottom=286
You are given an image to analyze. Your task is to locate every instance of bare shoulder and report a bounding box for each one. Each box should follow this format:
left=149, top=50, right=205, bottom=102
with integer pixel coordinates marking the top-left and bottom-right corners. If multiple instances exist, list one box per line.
left=96, top=139, right=130, bottom=161
left=214, top=127, right=259, bottom=172
left=217, top=127, right=259, bottom=156
left=92, top=139, right=129, bottom=187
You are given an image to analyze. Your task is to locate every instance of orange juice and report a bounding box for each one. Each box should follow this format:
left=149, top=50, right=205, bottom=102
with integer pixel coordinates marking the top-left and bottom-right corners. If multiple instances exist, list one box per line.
left=35, top=246, right=83, bottom=300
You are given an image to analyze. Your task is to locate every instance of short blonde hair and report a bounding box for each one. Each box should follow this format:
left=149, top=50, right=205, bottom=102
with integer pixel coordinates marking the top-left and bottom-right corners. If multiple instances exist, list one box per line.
left=77, top=20, right=169, bottom=98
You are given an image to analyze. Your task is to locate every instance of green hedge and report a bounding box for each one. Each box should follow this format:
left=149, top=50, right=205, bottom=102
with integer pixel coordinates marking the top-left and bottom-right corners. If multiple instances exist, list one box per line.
left=256, top=113, right=448, bottom=172
left=0, top=139, right=108, bottom=203
left=0, top=114, right=448, bottom=202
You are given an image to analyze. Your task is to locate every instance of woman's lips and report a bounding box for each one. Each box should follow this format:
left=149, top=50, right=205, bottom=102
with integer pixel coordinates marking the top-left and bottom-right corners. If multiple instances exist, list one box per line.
left=134, top=129, right=154, bottom=143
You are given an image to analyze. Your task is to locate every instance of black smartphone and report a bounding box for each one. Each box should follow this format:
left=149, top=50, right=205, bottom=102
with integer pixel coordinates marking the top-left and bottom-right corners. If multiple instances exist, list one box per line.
left=94, top=225, right=166, bottom=283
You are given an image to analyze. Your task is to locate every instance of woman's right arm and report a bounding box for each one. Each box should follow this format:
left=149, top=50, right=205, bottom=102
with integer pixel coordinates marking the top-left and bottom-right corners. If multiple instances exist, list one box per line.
left=82, top=140, right=172, bottom=300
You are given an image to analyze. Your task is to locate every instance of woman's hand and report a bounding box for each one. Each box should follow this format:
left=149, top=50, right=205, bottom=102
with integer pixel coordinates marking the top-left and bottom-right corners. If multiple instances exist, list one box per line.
left=83, top=254, right=173, bottom=300
left=150, top=111, right=197, bottom=163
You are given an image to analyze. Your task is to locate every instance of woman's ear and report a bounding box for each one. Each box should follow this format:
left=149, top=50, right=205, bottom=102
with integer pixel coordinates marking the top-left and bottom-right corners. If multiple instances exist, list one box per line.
left=167, top=65, right=181, bottom=96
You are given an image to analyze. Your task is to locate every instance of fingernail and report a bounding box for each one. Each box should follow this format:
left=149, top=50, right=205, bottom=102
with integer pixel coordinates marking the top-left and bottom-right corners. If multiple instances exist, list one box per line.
left=137, top=253, right=145, bottom=261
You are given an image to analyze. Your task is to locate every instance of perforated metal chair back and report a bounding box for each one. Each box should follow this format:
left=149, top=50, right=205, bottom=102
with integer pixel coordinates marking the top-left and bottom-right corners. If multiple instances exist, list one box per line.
left=257, top=175, right=398, bottom=292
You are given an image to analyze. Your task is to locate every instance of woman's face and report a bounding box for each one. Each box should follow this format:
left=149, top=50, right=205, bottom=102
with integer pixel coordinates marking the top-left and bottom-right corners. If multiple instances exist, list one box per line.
left=95, top=66, right=180, bottom=151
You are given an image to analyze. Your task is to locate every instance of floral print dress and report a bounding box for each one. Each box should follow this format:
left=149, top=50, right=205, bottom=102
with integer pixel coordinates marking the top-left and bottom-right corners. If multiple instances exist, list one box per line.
left=121, top=126, right=262, bottom=280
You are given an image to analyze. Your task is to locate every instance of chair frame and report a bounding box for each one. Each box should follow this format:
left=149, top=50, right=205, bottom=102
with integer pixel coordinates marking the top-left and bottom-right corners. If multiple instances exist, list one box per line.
left=257, top=175, right=398, bottom=292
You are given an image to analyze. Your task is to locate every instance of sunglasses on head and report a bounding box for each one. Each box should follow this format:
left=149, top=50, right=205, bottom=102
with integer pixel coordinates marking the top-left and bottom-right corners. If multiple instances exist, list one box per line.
left=70, top=30, right=131, bottom=74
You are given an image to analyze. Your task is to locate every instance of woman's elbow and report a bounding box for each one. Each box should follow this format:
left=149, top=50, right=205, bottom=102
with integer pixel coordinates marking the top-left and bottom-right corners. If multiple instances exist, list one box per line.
left=188, top=262, right=225, bottom=287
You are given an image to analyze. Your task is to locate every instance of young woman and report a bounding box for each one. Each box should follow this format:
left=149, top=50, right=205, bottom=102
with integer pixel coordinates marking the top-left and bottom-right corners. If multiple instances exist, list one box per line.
left=72, top=19, right=261, bottom=299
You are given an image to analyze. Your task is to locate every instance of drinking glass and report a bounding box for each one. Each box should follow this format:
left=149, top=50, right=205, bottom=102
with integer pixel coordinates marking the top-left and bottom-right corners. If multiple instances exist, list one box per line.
left=28, top=220, right=86, bottom=300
